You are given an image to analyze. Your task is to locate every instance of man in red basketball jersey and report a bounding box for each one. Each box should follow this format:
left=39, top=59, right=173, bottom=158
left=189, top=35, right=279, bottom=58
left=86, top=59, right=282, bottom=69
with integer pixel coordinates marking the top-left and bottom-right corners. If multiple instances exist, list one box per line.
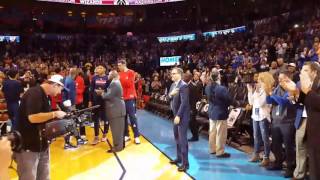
left=118, top=59, right=140, bottom=144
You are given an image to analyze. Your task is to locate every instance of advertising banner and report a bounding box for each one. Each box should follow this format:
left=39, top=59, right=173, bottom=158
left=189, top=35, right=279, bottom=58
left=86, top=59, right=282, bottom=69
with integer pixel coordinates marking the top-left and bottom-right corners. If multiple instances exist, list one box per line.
left=160, top=56, right=181, bottom=66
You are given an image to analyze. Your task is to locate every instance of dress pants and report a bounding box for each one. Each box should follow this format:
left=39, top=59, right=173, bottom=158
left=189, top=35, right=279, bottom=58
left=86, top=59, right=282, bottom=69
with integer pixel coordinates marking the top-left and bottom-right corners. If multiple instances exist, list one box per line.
left=173, top=123, right=189, bottom=166
left=294, top=118, right=307, bottom=179
left=209, top=119, right=227, bottom=155
left=110, top=116, right=125, bottom=151
left=189, top=110, right=199, bottom=139
left=271, top=122, right=295, bottom=170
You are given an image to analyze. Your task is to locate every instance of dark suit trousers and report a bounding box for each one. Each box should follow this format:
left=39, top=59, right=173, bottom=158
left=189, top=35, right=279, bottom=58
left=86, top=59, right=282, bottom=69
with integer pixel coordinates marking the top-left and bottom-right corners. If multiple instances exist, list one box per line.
left=308, top=143, right=320, bottom=180
left=189, top=110, right=199, bottom=138
left=271, top=123, right=295, bottom=169
left=174, top=123, right=189, bottom=166
left=110, top=116, right=125, bottom=151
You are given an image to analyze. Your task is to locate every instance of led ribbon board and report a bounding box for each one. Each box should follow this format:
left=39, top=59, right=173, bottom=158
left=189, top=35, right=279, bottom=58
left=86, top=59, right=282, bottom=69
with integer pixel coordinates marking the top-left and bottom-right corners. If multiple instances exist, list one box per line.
left=203, top=26, right=246, bottom=38
left=0, top=36, right=20, bottom=43
left=37, top=0, right=184, bottom=5
left=157, top=34, right=196, bottom=43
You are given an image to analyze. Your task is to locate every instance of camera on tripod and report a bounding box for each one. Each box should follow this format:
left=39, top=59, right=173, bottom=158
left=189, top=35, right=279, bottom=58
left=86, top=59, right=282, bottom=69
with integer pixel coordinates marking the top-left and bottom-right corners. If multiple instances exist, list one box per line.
left=40, top=101, right=100, bottom=143
left=0, top=131, right=23, bottom=152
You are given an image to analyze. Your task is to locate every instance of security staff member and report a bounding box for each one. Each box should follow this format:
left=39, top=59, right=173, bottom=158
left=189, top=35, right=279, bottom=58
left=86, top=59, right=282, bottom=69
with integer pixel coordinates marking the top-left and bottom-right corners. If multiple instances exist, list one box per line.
left=14, top=75, right=66, bottom=180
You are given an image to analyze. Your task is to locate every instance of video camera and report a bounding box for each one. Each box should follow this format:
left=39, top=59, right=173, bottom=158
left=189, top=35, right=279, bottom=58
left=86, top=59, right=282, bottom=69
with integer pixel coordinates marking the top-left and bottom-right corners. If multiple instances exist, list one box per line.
left=41, top=105, right=100, bottom=143
left=0, top=131, right=23, bottom=152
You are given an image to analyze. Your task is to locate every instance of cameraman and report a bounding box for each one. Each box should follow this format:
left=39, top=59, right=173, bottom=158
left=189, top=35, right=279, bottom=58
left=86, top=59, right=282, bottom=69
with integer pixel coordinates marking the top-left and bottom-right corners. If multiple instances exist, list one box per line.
left=0, top=137, right=12, bottom=180
left=15, top=74, right=66, bottom=180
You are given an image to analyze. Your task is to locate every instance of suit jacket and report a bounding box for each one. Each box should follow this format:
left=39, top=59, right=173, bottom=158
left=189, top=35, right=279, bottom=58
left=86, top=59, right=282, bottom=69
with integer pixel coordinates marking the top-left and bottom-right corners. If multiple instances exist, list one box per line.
left=102, top=80, right=126, bottom=120
left=188, top=82, right=197, bottom=111
left=298, top=75, right=320, bottom=146
left=194, top=80, right=203, bottom=101
left=205, top=82, right=233, bottom=120
left=169, top=80, right=190, bottom=124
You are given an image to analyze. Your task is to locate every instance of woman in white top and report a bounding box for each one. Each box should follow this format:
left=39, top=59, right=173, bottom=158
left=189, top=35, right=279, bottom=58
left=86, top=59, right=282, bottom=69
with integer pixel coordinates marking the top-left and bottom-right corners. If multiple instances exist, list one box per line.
left=247, top=72, right=274, bottom=167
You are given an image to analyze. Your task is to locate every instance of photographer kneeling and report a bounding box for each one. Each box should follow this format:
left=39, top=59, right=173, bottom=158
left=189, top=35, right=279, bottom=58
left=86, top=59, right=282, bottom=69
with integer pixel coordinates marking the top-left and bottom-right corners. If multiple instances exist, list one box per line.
left=15, top=74, right=66, bottom=180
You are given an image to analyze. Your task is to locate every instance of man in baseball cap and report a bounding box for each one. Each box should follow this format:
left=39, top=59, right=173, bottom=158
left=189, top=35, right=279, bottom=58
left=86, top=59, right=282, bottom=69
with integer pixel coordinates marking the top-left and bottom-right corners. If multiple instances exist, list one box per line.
left=48, top=74, right=64, bottom=87
left=14, top=74, right=67, bottom=180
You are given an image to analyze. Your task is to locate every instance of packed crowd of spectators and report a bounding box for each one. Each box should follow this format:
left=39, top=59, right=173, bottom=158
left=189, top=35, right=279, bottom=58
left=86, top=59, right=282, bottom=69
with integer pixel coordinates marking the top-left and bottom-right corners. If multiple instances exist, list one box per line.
left=0, top=10, right=319, bottom=179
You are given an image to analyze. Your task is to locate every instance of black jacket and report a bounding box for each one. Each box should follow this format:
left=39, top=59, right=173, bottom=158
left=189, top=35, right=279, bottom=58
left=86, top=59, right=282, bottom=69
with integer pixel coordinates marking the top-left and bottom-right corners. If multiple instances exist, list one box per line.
left=298, top=75, right=320, bottom=147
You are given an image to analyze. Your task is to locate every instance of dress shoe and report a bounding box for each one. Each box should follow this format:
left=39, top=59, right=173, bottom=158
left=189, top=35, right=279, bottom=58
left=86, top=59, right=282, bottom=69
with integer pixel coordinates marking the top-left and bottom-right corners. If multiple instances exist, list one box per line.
left=266, top=162, right=282, bottom=170
left=248, top=154, right=260, bottom=163
left=177, top=164, right=189, bottom=172
left=107, top=148, right=123, bottom=153
left=290, top=178, right=304, bottom=180
left=283, top=169, right=293, bottom=178
left=169, top=159, right=181, bottom=165
left=259, top=158, right=270, bottom=167
left=216, top=153, right=231, bottom=158
left=107, top=149, right=114, bottom=153
left=188, top=137, right=199, bottom=142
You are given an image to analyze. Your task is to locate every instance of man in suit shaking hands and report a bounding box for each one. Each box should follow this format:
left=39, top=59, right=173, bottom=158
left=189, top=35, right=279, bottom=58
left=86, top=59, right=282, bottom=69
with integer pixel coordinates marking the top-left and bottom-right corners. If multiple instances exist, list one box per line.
left=97, top=70, right=126, bottom=152
left=168, top=67, right=190, bottom=172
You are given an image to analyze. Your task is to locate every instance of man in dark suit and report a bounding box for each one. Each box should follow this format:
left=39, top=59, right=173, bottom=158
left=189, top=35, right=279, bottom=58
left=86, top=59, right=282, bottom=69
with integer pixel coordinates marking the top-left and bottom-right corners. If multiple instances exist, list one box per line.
left=98, top=70, right=126, bottom=152
left=284, top=62, right=320, bottom=180
left=184, top=72, right=202, bottom=141
left=168, top=67, right=190, bottom=172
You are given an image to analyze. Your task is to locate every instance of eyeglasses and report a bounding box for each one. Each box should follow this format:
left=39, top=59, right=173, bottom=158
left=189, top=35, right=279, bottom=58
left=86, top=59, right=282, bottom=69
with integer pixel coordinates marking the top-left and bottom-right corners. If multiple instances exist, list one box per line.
left=171, top=72, right=178, bottom=75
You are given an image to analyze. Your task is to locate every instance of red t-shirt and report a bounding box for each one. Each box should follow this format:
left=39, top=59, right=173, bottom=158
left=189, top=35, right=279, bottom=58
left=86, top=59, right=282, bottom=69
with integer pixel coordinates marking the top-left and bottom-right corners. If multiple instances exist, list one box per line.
left=119, top=69, right=137, bottom=100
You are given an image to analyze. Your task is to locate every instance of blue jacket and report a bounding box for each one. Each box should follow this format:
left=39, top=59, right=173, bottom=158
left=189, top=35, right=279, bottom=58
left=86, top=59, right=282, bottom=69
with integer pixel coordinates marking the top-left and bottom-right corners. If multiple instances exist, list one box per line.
left=63, top=76, right=76, bottom=105
left=266, top=85, right=296, bottom=124
left=205, top=83, right=232, bottom=120
left=169, top=80, right=190, bottom=124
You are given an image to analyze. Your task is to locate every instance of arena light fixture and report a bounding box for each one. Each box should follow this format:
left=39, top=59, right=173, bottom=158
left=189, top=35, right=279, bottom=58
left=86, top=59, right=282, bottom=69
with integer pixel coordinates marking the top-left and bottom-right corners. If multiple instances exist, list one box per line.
left=97, top=12, right=103, bottom=16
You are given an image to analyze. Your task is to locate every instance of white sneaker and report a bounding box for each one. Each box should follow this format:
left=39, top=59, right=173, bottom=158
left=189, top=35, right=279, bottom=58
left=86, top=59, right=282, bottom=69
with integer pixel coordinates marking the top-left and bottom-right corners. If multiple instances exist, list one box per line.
left=124, top=136, right=130, bottom=142
left=134, top=137, right=141, bottom=144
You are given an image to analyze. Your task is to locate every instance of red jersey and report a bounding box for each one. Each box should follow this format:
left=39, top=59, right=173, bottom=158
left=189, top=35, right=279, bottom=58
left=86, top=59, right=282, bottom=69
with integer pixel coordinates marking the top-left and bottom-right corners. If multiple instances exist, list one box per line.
left=75, top=75, right=85, bottom=105
left=119, top=69, right=137, bottom=100
left=50, top=94, right=62, bottom=110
